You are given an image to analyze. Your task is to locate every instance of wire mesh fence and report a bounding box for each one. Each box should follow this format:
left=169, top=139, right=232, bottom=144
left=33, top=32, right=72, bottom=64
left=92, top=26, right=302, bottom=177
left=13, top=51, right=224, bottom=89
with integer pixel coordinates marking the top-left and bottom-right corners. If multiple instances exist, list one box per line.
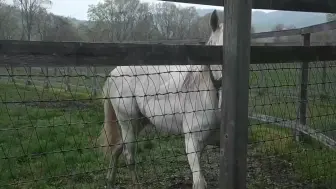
left=0, top=66, right=115, bottom=96
left=248, top=61, right=336, bottom=188
left=0, top=61, right=336, bottom=189
left=0, top=65, right=222, bottom=189
left=0, top=66, right=111, bottom=188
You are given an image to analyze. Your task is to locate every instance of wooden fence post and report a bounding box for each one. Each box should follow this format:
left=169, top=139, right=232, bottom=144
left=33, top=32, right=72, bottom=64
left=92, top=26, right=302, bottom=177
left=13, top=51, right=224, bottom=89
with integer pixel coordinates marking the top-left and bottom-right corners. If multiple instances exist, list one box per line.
left=25, top=66, right=32, bottom=85
left=296, top=33, right=310, bottom=142
left=220, top=0, right=251, bottom=189
left=86, top=66, right=90, bottom=76
left=9, top=65, right=14, bottom=82
left=322, top=61, right=327, bottom=95
left=91, top=66, right=97, bottom=96
left=65, top=67, right=71, bottom=92
left=322, top=42, right=329, bottom=95
left=43, top=66, right=49, bottom=89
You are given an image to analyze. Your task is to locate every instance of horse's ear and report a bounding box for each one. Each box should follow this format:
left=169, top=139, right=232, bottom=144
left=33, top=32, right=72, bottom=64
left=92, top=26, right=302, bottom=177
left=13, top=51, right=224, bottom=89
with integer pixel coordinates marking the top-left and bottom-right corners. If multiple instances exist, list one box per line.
left=210, top=10, right=219, bottom=32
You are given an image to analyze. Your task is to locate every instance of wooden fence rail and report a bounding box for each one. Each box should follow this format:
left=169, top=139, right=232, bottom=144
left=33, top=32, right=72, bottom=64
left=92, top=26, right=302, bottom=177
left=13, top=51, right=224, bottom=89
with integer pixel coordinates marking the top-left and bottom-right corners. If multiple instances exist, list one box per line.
left=1, top=41, right=336, bottom=67
left=0, top=41, right=336, bottom=96
left=249, top=114, right=336, bottom=151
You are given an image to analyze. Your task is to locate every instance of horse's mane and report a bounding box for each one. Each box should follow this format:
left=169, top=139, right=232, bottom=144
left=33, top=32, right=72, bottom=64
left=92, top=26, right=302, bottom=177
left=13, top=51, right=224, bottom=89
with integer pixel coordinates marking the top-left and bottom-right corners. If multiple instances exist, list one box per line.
left=182, top=65, right=210, bottom=92
left=182, top=34, right=214, bottom=91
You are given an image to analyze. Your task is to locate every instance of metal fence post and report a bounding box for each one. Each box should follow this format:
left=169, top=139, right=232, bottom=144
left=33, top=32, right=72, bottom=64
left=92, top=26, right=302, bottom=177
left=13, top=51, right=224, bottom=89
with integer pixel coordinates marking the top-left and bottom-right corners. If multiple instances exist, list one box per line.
left=296, top=33, right=310, bottom=141
left=220, top=0, right=252, bottom=189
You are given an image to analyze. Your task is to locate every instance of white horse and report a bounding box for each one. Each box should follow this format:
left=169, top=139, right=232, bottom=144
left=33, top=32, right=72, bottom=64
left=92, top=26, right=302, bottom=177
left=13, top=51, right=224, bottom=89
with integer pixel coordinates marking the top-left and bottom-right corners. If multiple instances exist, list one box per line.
left=99, top=10, right=224, bottom=189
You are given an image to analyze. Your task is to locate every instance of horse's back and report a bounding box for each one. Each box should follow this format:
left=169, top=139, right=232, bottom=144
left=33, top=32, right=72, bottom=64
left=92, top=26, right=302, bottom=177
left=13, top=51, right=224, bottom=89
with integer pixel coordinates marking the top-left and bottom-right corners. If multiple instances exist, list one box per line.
left=109, top=65, right=191, bottom=94
left=108, top=65, right=192, bottom=134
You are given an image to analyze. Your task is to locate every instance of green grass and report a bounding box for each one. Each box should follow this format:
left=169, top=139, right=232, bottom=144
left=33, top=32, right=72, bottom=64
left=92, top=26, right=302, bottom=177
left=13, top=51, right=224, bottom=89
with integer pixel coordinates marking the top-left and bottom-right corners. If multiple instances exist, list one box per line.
left=248, top=62, right=336, bottom=188
left=249, top=124, right=336, bottom=188
left=0, top=80, right=192, bottom=189
left=0, top=82, right=105, bottom=188
left=0, top=63, right=336, bottom=188
left=250, top=63, right=336, bottom=137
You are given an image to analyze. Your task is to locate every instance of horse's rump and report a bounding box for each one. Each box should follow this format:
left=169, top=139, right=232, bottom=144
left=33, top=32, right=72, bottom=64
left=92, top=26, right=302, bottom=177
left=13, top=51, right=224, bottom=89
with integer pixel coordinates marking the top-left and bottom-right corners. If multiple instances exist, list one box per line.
left=99, top=79, right=121, bottom=157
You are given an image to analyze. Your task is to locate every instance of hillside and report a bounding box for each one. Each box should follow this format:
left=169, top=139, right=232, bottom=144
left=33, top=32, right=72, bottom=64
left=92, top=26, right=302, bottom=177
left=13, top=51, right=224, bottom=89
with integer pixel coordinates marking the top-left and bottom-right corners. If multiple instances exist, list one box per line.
left=73, top=8, right=328, bottom=33
left=196, top=8, right=328, bottom=32
left=71, top=9, right=327, bottom=33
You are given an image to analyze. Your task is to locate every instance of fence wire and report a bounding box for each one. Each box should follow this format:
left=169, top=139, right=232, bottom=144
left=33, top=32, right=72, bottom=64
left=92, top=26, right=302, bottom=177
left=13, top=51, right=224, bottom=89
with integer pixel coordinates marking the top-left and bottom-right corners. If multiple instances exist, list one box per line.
left=249, top=61, right=336, bottom=189
left=0, top=65, right=221, bottom=189
left=0, top=62, right=335, bottom=189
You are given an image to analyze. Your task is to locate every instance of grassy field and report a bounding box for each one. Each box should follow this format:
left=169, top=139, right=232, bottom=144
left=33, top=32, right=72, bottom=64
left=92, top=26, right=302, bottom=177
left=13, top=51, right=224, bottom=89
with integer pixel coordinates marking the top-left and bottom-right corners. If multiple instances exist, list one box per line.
left=0, top=63, right=336, bottom=189
left=248, top=62, right=336, bottom=188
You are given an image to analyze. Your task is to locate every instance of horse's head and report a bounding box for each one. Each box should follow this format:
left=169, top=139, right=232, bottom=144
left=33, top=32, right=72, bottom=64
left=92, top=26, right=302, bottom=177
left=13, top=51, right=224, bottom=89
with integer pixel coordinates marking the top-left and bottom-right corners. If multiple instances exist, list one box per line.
left=206, top=10, right=223, bottom=107
left=207, top=10, right=223, bottom=46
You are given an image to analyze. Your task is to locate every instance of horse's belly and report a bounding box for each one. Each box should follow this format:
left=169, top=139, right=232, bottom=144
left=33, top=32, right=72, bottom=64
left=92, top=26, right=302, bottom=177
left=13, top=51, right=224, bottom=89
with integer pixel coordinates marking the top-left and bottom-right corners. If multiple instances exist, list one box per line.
left=149, top=115, right=182, bottom=134
left=141, top=95, right=183, bottom=134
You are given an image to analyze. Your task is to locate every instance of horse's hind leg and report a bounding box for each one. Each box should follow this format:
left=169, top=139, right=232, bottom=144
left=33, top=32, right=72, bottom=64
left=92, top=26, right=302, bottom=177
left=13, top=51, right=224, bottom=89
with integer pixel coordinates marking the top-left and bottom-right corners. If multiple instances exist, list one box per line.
left=119, top=118, right=141, bottom=189
left=185, top=132, right=207, bottom=189
left=106, top=141, right=123, bottom=189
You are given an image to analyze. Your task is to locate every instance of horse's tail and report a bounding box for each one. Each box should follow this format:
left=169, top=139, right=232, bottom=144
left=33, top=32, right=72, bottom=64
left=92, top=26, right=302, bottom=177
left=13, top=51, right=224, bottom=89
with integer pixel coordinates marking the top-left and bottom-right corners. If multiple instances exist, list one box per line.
left=98, top=79, right=121, bottom=157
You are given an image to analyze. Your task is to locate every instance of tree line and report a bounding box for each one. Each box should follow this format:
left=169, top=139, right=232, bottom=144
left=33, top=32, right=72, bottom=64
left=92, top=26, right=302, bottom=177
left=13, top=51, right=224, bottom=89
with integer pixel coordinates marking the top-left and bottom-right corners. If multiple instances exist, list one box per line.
left=0, top=0, right=336, bottom=43
left=0, top=0, right=216, bottom=42
left=0, top=0, right=281, bottom=43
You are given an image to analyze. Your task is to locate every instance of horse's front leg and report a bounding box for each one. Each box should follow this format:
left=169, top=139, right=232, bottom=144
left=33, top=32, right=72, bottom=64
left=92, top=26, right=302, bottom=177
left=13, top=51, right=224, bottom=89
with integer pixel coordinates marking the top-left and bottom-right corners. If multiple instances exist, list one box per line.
left=184, top=131, right=207, bottom=189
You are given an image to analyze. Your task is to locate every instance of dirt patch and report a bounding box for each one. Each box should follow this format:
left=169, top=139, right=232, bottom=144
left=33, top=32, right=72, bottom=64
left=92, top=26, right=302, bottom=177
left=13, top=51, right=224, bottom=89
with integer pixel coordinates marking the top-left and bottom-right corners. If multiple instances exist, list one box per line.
left=166, top=144, right=327, bottom=189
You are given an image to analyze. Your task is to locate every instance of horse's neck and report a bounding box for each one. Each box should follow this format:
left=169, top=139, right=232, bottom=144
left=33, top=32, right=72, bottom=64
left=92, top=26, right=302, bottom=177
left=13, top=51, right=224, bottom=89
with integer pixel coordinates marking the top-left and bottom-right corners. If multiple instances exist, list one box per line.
left=181, top=65, right=211, bottom=91
left=153, top=65, right=205, bottom=93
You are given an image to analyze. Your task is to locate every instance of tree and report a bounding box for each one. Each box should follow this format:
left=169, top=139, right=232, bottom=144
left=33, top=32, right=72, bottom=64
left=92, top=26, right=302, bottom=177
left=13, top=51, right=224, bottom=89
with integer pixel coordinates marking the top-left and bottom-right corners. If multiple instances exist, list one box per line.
left=250, top=25, right=256, bottom=43
left=285, top=25, right=300, bottom=42
left=272, top=24, right=285, bottom=42
left=151, top=2, right=176, bottom=39
left=0, top=1, right=20, bottom=40
left=14, top=0, right=52, bottom=86
left=273, top=23, right=285, bottom=31
left=87, top=0, right=153, bottom=42
left=77, top=22, right=94, bottom=42
left=47, top=15, right=82, bottom=41
left=251, top=25, right=255, bottom=33
left=34, top=7, right=53, bottom=40
left=152, top=2, right=200, bottom=40
left=0, top=0, right=20, bottom=82
left=130, top=3, right=158, bottom=40
left=189, top=12, right=212, bottom=41
left=14, top=0, right=52, bottom=41
left=175, top=7, right=199, bottom=39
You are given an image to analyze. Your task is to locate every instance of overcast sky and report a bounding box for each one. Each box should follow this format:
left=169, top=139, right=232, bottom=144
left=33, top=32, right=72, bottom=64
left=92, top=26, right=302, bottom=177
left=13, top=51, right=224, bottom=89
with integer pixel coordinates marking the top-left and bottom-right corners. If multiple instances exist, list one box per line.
left=6, top=0, right=275, bottom=20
